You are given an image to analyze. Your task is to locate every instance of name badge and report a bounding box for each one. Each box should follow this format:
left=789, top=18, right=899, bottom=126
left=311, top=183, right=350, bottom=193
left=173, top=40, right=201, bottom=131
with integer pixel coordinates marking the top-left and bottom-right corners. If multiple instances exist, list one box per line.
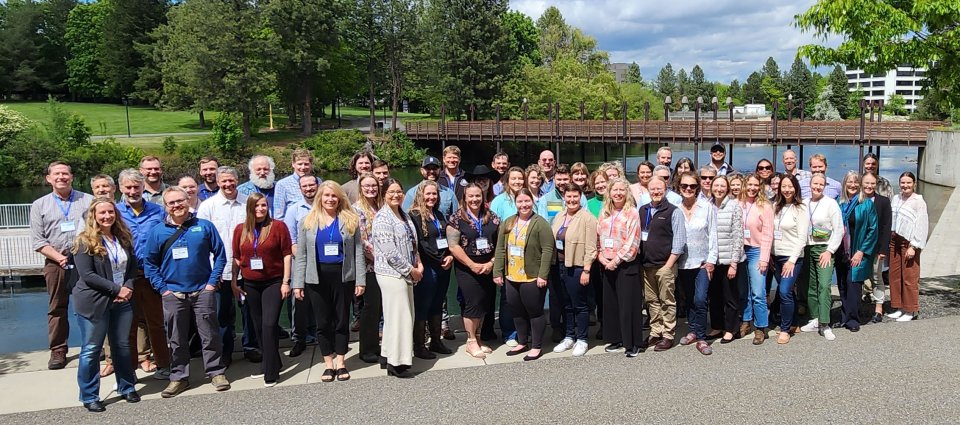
left=436, top=237, right=448, bottom=249
left=641, top=231, right=649, bottom=241
left=509, top=245, right=523, bottom=257
left=743, top=229, right=752, bottom=239
left=603, top=238, right=615, bottom=248
left=112, top=270, right=124, bottom=285
left=250, top=257, right=264, bottom=270
left=556, top=239, right=564, bottom=250
left=323, top=243, right=339, bottom=256
left=59, top=220, right=76, bottom=233
left=773, top=230, right=783, bottom=241
left=475, top=237, right=489, bottom=250
left=172, top=247, right=189, bottom=259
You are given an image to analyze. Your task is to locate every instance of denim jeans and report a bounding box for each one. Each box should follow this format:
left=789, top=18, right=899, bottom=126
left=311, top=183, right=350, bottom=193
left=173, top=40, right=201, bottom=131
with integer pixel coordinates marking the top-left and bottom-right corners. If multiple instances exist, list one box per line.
left=75, top=301, right=136, bottom=403
left=741, top=246, right=769, bottom=329
left=556, top=264, right=590, bottom=341
left=773, top=255, right=804, bottom=332
left=679, top=267, right=710, bottom=340
left=413, top=260, right=451, bottom=320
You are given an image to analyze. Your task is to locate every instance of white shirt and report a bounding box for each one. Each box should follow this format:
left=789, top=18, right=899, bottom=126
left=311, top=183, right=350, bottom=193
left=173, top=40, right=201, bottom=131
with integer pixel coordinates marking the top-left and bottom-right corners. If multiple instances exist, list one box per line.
left=196, top=191, right=248, bottom=279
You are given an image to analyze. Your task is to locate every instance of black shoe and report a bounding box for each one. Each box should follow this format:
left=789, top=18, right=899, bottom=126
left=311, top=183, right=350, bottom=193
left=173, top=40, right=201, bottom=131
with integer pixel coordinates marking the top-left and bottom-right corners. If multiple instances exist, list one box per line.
left=848, top=326, right=860, bottom=332
left=288, top=342, right=306, bottom=358
left=479, top=332, right=498, bottom=341
left=625, top=346, right=642, bottom=357
left=244, top=351, right=263, bottom=363
left=871, top=313, right=883, bottom=324
left=551, top=328, right=564, bottom=343
left=386, top=364, right=413, bottom=378
left=278, top=329, right=290, bottom=339
left=359, top=353, right=380, bottom=364
left=604, top=343, right=623, bottom=353
left=506, top=346, right=531, bottom=356
left=429, top=341, right=453, bottom=355
left=720, top=337, right=735, bottom=344
left=121, top=391, right=141, bottom=403
left=523, top=350, right=544, bottom=361
left=595, top=328, right=603, bottom=340
left=414, top=346, right=436, bottom=360
left=83, top=401, right=106, bottom=412
left=379, top=356, right=388, bottom=369
left=831, top=321, right=844, bottom=329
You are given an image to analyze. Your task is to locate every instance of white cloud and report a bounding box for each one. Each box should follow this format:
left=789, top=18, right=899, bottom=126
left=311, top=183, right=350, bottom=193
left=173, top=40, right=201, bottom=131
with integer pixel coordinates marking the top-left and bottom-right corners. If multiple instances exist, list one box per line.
left=511, top=0, right=838, bottom=83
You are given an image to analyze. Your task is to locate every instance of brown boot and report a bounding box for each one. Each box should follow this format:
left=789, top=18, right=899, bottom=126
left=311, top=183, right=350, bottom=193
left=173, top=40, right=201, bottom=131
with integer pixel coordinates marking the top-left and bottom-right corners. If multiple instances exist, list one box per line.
left=753, top=328, right=767, bottom=345
left=738, top=322, right=752, bottom=339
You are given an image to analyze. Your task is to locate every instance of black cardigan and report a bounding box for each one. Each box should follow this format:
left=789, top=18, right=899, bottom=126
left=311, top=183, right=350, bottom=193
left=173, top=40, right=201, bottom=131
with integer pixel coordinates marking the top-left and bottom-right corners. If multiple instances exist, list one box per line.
left=872, top=194, right=892, bottom=255
left=71, top=241, right=138, bottom=320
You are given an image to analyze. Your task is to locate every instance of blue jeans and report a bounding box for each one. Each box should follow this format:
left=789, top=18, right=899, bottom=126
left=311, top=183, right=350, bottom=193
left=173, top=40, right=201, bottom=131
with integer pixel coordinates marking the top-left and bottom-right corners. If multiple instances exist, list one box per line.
left=679, top=267, right=710, bottom=340
left=556, top=264, right=590, bottom=341
left=75, top=301, right=136, bottom=403
left=414, top=260, right=451, bottom=320
left=773, top=255, right=804, bottom=332
left=216, top=283, right=237, bottom=359
left=741, top=246, right=769, bottom=328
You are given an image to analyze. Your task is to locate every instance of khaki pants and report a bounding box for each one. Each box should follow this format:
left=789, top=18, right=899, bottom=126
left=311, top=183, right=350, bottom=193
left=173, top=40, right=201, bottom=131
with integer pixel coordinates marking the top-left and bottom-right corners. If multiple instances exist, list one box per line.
left=642, top=264, right=678, bottom=340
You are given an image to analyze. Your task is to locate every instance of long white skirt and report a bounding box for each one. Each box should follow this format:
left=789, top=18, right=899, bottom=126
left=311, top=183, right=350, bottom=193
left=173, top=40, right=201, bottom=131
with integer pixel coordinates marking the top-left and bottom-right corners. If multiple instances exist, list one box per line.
left=377, top=274, right=414, bottom=367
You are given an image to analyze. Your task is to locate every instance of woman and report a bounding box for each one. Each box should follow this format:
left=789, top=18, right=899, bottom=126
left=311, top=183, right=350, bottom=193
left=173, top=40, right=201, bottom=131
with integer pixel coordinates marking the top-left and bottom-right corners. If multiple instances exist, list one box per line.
left=862, top=172, right=892, bottom=322
left=597, top=178, right=643, bottom=357
left=408, top=180, right=454, bottom=359
left=466, top=165, right=499, bottom=207
left=231, top=193, right=292, bottom=387
left=755, top=158, right=775, bottom=198
left=71, top=198, right=139, bottom=412
left=292, top=181, right=365, bottom=382
left=767, top=173, right=782, bottom=202
left=799, top=173, right=844, bottom=340
left=447, top=183, right=500, bottom=359
left=525, top=164, right=546, bottom=202
left=177, top=175, right=201, bottom=212
left=887, top=172, right=927, bottom=322
left=671, top=158, right=695, bottom=194
left=571, top=162, right=591, bottom=195
left=491, top=166, right=526, bottom=221
left=771, top=174, right=808, bottom=344
left=550, top=184, right=598, bottom=357
left=739, top=173, right=775, bottom=344
left=676, top=173, right=717, bottom=355
left=834, top=171, right=878, bottom=332
left=630, top=161, right=655, bottom=204
left=708, top=176, right=744, bottom=344
left=372, top=179, right=422, bottom=378
left=728, top=174, right=744, bottom=200
left=353, top=172, right=384, bottom=364
left=587, top=170, right=608, bottom=218
left=493, top=188, right=555, bottom=361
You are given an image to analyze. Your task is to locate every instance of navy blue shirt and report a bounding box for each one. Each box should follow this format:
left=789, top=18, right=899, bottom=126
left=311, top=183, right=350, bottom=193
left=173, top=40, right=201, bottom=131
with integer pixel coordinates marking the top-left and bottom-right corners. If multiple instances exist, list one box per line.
left=315, top=218, right=344, bottom=264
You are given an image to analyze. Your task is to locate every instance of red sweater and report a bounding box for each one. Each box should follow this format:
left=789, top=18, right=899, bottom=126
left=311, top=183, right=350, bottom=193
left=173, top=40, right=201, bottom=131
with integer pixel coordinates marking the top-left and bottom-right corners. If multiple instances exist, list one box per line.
left=232, top=220, right=293, bottom=282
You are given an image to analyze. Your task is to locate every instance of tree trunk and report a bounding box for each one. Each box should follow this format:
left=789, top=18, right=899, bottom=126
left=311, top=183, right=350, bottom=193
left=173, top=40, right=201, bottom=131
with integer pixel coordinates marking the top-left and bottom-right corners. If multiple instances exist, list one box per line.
left=368, top=79, right=376, bottom=133
left=331, top=100, right=338, bottom=127
left=241, top=111, right=252, bottom=140
left=302, top=82, right=313, bottom=136
left=199, top=110, right=205, bottom=129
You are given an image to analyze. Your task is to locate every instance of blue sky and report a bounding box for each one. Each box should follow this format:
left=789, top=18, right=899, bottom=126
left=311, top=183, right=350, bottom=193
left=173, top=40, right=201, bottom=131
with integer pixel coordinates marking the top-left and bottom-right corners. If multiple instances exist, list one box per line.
left=512, top=0, right=837, bottom=83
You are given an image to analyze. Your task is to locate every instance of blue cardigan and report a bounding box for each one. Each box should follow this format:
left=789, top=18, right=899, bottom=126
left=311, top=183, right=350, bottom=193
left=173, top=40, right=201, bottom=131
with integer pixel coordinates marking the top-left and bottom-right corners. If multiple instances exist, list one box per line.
left=840, top=198, right=878, bottom=282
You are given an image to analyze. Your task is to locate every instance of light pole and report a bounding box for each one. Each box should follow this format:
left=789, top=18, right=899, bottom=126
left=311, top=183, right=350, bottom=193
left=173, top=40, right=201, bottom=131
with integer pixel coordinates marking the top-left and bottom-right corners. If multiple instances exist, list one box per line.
left=122, top=96, right=131, bottom=138
left=664, top=96, right=672, bottom=121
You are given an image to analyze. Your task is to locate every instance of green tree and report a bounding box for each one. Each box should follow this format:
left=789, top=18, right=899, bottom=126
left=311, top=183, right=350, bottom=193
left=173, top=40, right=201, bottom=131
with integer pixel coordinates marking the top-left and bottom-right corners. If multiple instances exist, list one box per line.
left=812, top=85, right=842, bottom=120
left=689, top=64, right=715, bottom=100
left=885, top=94, right=908, bottom=116
left=677, top=68, right=690, bottom=96
left=65, top=1, right=107, bottom=99
left=625, top=62, right=642, bottom=84
left=742, top=71, right=764, bottom=104
left=827, top=65, right=851, bottom=118
left=345, top=0, right=386, bottom=131
left=502, top=10, right=541, bottom=67
left=100, top=0, right=169, bottom=99
left=728, top=79, right=742, bottom=103
left=535, top=6, right=568, bottom=67
left=654, top=63, right=677, bottom=98
left=783, top=56, right=816, bottom=117
left=0, top=1, right=57, bottom=97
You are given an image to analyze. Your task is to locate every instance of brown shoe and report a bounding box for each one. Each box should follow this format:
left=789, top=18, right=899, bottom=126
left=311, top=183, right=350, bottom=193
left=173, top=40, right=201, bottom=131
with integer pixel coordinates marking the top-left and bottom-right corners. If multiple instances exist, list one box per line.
left=211, top=374, right=231, bottom=391
left=647, top=335, right=663, bottom=348
left=738, top=322, right=753, bottom=339
left=777, top=331, right=791, bottom=344
left=654, top=337, right=674, bottom=352
left=752, top=329, right=767, bottom=345
left=48, top=350, right=67, bottom=370
left=161, top=380, right=190, bottom=398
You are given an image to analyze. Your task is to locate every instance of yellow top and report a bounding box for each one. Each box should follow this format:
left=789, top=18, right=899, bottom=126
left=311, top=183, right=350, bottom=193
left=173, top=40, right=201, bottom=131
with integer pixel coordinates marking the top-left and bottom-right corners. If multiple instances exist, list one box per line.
left=506, top=219, right=535, bottom=282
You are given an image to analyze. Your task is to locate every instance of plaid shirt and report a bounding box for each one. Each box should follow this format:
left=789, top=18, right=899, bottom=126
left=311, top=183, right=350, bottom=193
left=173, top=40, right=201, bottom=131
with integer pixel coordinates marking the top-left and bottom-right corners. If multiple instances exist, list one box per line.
left=597, top=207, right=641, bottom=266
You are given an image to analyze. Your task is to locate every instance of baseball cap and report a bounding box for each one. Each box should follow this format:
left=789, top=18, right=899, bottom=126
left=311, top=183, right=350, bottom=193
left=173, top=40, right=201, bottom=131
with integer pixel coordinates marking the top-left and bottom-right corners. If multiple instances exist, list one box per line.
left=710, top=144, right=725, bottom=153
left=422, top=156, right=441, bottom=168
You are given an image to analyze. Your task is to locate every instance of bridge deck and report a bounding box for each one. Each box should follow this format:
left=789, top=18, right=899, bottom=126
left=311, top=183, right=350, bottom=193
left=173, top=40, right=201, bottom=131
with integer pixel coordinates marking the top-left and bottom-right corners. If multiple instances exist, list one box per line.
left=406, top=120, right=942, bottom=146
left=0, top=228, right=45, bottom=276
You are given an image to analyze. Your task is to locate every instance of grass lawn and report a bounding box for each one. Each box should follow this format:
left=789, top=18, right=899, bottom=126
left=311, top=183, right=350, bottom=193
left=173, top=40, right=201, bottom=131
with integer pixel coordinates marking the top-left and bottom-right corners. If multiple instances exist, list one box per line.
left=1, top=101, right=219, bottom=136
left=323, top=105, right=430, bottom=119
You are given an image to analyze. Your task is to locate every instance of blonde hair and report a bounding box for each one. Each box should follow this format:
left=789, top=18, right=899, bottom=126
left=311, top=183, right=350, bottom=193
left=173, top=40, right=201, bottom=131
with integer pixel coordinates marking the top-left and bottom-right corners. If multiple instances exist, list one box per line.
left=740, top=173, right=771, bottom=208
left=600, top=178, right=636, bottom=218
left=411, top=180, right=441, bottom=236
left=303, top=181, right=359, bottom=234
left=524, top=164, right=545, bottom=194
left=598, top=162, right=624, bottom=179
left=240, top=192, right=272, bottom=245
left=840, top=170, right=867, bottom=204
left=73, top=198, right=134, bottom=256
left=353, top=172, right=382, bottom=235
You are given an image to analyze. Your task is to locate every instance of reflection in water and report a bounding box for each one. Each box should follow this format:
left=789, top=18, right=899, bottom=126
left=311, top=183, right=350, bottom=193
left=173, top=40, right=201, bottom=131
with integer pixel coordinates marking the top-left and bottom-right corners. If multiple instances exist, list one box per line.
left=0, top=290, right=81, bottom=354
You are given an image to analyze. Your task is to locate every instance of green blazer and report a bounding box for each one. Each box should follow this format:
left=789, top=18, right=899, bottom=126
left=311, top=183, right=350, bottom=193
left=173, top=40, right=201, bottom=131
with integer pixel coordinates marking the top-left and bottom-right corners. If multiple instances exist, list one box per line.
left=493, top=214, right=555, bottom=281
left=841, top=197, right=878, bottom=282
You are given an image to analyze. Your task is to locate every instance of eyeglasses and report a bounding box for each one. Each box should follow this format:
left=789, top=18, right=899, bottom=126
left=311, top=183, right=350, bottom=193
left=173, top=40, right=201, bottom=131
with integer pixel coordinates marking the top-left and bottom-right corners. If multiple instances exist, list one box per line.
left=361, top=184, right=379, bottom=189
left=679, top=183, right=698, bottom=190
left=166, top=198, right=187, bottom=206
left=757, top=165, right=773, bottom=171
left=699, top=175, right=714, bottom=180
left=385, top=190, right=404, bottom=196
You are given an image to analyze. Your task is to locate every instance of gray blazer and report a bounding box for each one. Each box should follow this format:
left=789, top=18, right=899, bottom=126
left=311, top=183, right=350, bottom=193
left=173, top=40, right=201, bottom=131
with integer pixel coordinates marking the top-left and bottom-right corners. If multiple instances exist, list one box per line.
left=71, top=242, right=138, bottom=320
left=293, top=219, right=365, bottom=288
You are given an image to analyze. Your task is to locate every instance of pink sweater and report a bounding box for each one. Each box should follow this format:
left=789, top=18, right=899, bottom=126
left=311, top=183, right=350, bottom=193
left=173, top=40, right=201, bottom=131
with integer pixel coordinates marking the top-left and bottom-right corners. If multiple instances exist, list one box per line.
left=740, top=199, right=774, bottom=264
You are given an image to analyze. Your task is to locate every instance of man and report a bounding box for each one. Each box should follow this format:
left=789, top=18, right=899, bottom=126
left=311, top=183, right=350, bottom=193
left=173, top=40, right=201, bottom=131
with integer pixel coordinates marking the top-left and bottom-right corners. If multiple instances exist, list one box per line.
left=116, top=169, right=171, bottom=379
left=274, top=149, right=316, bottom=220
left=372, top=159, right=391, bottom=184
left=439, top=146, right=467, bottom=201
left=491, top=152, right=510, bottom=195
left=653, top=165, right=682, bottom=206
left=90, top=174, right=116, bottom=199
left=238, top=155, right=277, bottom=214
left=708, top=144, right=733, bottom=175
left=698, top=166, right=717, bottom=202
left=538, top=150, right=557, bottom=195
left=799, top=154, right=841, bottom=199
left=30, top=161, right=94, bottom=369
left=144, top=186, right=230, bottom=397
left=196, top=166, right=258, bottom=366
left=139, top=156, right=168, bottom=204
left=656, top=146, right=673, bottom=168
left=342, top=150, right=375, bottom=203
left=781, top=150, right=811, bottom=182
left=862, top=153, right=892, bottom=197
left=638, top=177, right=686, bottom=352
left=282, top=175, right=320, bottom=357
left=403, top=156, right=457, bottom=216
left=197, top=156, right=220, bottom=201
left=178, top=175, right=202, bottom=212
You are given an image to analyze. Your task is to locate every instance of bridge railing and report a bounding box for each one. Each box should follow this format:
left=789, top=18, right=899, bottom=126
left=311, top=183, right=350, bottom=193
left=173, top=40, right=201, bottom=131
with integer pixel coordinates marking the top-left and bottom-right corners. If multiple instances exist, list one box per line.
left=0, top=204, right=32, bottom=229
left=0, top=235, right=44, bottom=275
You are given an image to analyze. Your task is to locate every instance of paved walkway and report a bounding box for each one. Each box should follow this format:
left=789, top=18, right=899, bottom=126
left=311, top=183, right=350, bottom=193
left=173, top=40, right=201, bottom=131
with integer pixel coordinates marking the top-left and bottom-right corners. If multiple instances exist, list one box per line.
left=91, top=132, right=211, bottom=140
left=2, top=315, right=959, bottom=423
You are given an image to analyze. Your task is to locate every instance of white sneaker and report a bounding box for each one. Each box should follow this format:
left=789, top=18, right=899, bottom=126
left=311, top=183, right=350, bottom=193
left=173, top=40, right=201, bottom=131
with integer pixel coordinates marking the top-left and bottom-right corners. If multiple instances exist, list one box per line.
left=553, top=338, right=575, bottom=353
left=886, top=310, right=904, bottom=319
left=822, top=326, right=836, bottom=341
left=251, top=373, right=264, bottom=379
left=505, top=338, right=519, bottom=348
left=264, top=381, right=277, bottom=388
left=571, top=340, right=589, bottom=357
left=800, top=319, right=820, bottom=332
left=896, top=313, right=915, bottom=322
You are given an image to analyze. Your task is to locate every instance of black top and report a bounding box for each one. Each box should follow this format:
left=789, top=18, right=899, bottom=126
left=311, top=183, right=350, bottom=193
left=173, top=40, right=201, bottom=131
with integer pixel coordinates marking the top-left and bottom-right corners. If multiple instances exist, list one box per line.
left=72, top=242, right=138, bottom=320
left=448, top=210, right=501, bottom=263
left=871, top=194, right=892, bottom=255
left=410, top=208, right=450, bottom=264
left=638, top=201, right=678, bottom=267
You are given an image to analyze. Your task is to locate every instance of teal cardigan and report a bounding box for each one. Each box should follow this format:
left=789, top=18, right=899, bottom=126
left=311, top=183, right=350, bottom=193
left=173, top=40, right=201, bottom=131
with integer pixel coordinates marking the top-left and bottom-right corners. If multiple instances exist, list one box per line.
left=840, top=197, right=878, bottom=282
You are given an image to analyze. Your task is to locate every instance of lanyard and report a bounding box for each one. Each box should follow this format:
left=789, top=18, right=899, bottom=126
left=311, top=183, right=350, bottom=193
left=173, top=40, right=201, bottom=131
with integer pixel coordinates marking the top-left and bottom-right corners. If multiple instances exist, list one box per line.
left=808, top=199, right=822, bottom=224
left=431, top=215, right=444, bottom=237
left=468, top=210, right=483, bottom=235
left=608, top=209, right=624, bottom=239
left=320, top=216, right=339, bottom=243
left=743, top=201, right=754, bottom=222
left=513, top=218, right=530, bottom=241
left=559, top=214, right=573, bottom=233
left=253, top=226, right=261, bottom=256
left=643, top=206, right=652, bottom=231
left=103, top=235, right=121, bottom=269
left=55, top=190, right=74, bottom=220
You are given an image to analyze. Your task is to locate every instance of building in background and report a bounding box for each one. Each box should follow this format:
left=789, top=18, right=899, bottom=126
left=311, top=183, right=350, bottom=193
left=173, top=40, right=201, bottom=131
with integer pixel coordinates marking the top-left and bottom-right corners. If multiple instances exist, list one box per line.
left=846, top=66, right=926, bottom=112
left=607, top=63, right=630, bottom=83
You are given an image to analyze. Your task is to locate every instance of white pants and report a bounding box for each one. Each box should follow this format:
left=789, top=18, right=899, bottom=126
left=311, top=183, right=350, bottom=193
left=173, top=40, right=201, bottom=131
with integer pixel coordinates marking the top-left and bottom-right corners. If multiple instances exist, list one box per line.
left=377, top=274, right=414, bottom=367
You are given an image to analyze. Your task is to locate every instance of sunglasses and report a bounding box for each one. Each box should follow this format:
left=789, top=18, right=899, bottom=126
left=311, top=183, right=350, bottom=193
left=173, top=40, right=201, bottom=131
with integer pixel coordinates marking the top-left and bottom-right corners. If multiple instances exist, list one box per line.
left=757, top=165, right=773, bottom=171
left=679, top=183, right=698, bottom=190
left=699, top=175, right=714, bottom=180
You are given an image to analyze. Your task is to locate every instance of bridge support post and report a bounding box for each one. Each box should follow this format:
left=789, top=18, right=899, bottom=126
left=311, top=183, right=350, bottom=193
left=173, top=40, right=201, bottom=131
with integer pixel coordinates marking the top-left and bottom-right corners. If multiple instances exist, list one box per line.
left=799, top=145, right=804, bottom=168
left=622, top=143, right=627, bottom=169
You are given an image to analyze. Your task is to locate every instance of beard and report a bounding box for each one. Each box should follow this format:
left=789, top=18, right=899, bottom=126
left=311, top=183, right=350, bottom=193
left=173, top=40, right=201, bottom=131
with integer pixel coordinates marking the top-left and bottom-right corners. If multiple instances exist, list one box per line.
left=250, top=172, right=276, bottom=189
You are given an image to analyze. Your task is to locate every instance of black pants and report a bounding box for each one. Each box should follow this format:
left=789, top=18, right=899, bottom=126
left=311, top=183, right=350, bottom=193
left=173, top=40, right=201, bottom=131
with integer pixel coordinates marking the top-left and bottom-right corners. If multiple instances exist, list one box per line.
left=708, top=264, right=741, bottom=333
left=307, top=263, right=355, bottom=356
left=592, top=267, right=603, bottom=325
left=602, top=260, right=644, bottom=349
left=548, top=267, right=564, bottom=332
left=244, top=278, right=283, bottom=382
left=836, top=259, right=861, bottom=328
left=358, top=272, right=383, bottom=358
left=505, top=281, right=547, bottom=349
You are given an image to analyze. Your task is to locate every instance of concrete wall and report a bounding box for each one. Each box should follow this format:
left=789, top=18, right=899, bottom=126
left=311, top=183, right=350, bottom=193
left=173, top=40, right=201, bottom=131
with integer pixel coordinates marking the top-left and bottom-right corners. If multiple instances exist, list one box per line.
left=920, top=130, right=960, bottom=187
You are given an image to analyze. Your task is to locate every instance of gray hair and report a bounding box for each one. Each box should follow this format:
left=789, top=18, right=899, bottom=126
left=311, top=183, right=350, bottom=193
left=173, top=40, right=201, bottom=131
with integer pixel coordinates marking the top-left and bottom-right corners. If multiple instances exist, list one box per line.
left=248, top=155, right=276, bottom=171
left=217, top=166, right=239, bottom=180
left=161, top=185, right=189, bottom=206
left=653, top=165, right=672, bottom=174
left=90, top=174, right=115, bottom=187
left=657, top=146, right=672, bottom=155
left=117, top=169, right=145, bottom=185
left=699, top=166, right=717, bottom=176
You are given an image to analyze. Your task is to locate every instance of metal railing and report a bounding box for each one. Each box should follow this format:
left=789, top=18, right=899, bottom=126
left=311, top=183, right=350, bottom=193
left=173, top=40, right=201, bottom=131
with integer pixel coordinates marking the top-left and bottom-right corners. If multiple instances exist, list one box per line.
left=0, top=204, right=31, bottom=229
left=0, top=235, right=44, bottom=275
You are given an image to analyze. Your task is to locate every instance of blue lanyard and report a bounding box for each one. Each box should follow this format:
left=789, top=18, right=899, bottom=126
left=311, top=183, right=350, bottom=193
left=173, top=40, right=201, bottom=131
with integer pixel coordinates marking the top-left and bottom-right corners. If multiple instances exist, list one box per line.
left=103, top=235, right=121, bottom=269
left=643, top=206, right=652, bottom=230
left=55, top=190, right=74, bottom=220
left=253, top=226, right=261, bottom=256
left=322, top=216, right=339, bottom=243
left=468, top=210, right=483, bottom=235
left=431, top=215, right=444, bottom=237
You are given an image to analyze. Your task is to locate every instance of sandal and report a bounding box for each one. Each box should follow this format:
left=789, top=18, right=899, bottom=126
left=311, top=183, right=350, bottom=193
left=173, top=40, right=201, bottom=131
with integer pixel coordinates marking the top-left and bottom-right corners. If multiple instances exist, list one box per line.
left=139, top=360, right=157, bottom=373
left=335, top=367, right=351, bottom=381
left=464, top=339, right=486, bottom=359
left=320, top=368, right=335, bottom=382
left=480, top=345, right=493, bottom=354
left=99, top=364, right=114, bottom=377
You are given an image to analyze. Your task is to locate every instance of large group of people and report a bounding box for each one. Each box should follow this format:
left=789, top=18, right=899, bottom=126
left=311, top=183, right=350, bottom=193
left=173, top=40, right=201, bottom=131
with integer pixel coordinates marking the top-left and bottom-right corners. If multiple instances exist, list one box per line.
left=28, top=142, right=929, bottom=412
